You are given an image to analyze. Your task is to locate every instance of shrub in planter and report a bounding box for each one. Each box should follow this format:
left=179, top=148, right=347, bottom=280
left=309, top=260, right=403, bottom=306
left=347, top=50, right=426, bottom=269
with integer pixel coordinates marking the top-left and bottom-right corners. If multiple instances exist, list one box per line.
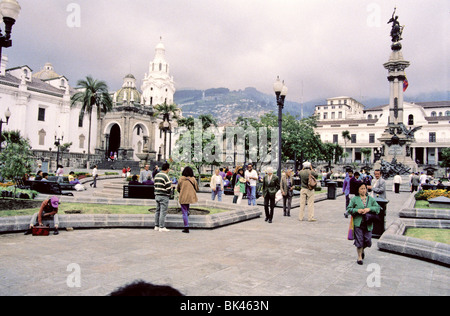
left=415, top=189, right=450, bottom=201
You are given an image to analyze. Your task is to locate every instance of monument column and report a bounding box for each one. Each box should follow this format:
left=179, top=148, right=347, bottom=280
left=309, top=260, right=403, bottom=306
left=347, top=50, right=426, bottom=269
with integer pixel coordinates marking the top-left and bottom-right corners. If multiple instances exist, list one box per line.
left=375, top=8, right=420, bottom=175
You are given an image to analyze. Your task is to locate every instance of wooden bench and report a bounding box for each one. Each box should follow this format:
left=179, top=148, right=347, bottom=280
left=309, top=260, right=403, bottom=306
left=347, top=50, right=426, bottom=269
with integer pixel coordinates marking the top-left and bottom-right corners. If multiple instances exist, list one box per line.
left=28, top=181, right=74, bottom=196
left=47, top=176, right=76, bottom=190
left=123, top=185, right=174, bottom=200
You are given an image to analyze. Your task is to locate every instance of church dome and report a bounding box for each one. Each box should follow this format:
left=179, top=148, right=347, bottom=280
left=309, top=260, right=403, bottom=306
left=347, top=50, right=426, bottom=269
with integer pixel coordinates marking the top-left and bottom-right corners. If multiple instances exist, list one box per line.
left=115, top=87, right=142, bottom=104
left=115, top=73, right=142, bottom=105
left=32, top=62, right=61, bottom=80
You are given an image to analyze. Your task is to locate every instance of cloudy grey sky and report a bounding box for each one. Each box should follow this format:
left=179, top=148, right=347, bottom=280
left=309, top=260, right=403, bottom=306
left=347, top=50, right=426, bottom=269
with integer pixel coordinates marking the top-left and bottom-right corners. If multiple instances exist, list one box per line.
left=6, top=0, right=449, bottom=104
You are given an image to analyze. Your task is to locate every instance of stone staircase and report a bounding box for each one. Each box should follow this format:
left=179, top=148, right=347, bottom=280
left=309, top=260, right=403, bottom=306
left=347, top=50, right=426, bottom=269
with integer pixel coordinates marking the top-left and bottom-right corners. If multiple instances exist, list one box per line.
left=93, top=178, right=128, bottom=199
left=96, top=160, right=140, bottom=174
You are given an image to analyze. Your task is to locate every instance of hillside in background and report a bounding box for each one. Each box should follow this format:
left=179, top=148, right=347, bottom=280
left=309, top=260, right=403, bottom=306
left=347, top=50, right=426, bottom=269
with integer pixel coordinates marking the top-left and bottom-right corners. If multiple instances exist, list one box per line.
left=174, top=87, right=449, bottom=125
left=174, top=87, right=319, bottom=125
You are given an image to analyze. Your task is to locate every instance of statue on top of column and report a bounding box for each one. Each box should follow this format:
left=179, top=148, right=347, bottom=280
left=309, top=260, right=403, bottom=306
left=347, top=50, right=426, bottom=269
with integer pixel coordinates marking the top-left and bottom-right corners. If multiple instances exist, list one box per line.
left=388, top=7, right=404, bottom=43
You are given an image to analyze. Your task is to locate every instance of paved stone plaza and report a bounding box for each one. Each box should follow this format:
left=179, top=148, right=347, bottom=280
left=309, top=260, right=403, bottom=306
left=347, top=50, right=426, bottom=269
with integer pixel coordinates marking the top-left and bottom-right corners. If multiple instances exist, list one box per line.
left=0, top=184, right=449, bottom=296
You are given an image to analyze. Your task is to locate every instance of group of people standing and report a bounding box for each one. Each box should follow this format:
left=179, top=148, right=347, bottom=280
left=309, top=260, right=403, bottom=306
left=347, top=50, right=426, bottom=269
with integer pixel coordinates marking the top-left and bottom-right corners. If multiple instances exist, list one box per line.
left=152, top=163, right=198, bottom=234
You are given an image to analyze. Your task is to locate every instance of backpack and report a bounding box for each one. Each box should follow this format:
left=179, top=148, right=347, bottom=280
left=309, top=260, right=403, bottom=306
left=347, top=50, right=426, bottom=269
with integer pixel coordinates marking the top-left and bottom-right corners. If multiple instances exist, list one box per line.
left=308, top=170, right=317, bottom=190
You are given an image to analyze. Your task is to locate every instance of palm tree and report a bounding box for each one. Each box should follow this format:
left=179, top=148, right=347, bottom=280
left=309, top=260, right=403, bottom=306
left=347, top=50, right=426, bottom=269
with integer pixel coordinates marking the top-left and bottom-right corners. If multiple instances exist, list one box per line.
left=71, top=76, right=113, bottom=163
left=153, top=103, right=180, bottom=160
left=342, top=130, right=352, bottom=163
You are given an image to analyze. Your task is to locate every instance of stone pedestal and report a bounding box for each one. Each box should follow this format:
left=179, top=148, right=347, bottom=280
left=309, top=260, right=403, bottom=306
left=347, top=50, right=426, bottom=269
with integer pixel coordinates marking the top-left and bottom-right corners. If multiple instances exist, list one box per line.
left=376, top=125, right=418, bottom=173
left=136, top=151, right=157, bottom=168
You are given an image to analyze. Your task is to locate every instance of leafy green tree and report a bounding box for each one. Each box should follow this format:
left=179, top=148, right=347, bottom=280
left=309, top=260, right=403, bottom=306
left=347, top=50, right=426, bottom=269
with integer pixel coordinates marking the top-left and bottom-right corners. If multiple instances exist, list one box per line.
left=440, top=148, right=450, bottom=175
left=321, top=142, right=344, bottom=166
left=71, top=76, right=113, bottom=162
left=174, top=114, right=220, bottom=182
left=0, top=130, right=23, bottom=145
left=361, top=148, right=372, bottom=163
left=0, top=133, right=34, bottom=199
left=257, top=112, right=323, bottom=166
left=235, top=115, right=274, bottom=170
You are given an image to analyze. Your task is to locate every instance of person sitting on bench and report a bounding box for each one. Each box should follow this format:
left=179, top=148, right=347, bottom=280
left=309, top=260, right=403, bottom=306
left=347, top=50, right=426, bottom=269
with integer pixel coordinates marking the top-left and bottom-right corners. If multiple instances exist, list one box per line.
left=129, top=175, right=141, bottom=185
left=25, top=196, right=60, bottom=235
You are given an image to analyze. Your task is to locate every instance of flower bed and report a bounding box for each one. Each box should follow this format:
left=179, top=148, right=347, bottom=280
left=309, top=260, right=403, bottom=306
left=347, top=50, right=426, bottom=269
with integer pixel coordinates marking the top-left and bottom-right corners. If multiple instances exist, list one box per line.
left=414, top=189, right=450, bottom=201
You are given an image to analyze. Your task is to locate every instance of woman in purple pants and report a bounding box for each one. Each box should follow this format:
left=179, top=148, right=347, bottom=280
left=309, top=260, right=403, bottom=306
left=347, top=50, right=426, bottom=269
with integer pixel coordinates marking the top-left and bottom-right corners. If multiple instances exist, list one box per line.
left=176, top=166, right=199, bottom=234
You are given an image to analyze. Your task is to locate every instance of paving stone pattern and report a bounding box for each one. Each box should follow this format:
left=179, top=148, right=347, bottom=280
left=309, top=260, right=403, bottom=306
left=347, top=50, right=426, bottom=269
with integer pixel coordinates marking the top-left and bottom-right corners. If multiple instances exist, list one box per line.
left=0, top=187, right=449, bottom=296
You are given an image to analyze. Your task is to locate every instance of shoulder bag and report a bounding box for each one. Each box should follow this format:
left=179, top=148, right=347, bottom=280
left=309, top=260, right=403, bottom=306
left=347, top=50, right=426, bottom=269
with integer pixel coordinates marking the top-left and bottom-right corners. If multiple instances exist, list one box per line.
left=308, top=170, right=317, bottom=190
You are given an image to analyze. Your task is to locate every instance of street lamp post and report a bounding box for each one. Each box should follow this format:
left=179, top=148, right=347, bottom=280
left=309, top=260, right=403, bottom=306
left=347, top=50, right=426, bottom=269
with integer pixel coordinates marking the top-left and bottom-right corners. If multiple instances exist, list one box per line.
left=54, top=130, right=64, bottom=172
left=273, top=76, right=288, bottom=179
left=0, top=0, right=21, bottom=68
left=0, top=107, right=11, bottom=152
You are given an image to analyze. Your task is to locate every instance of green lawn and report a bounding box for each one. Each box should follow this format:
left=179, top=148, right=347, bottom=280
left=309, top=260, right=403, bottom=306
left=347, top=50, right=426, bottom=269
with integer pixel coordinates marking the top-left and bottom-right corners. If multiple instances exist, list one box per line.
left=414, top=200, right=449, bottom=210
left=405, top=228, right=450, bottom=245
left=0, top=202, right=229, bottom=217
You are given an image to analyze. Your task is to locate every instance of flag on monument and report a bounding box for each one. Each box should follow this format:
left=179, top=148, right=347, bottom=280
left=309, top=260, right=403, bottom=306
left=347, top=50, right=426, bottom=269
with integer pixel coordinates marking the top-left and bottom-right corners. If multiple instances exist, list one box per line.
left=403, top=77, right=409, bottom=92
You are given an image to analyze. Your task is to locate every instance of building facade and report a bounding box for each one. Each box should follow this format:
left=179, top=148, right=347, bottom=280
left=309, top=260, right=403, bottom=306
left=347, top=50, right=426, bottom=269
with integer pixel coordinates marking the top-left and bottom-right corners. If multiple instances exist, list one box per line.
left=314, top=96, right=450, bottom=166
left=0, top=40, right=179, bottom=170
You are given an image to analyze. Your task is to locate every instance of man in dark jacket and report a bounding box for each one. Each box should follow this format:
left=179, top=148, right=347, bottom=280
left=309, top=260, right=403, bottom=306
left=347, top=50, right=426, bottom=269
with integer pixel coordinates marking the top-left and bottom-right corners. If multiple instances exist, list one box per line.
left=262, top=167, right=280, bottom=223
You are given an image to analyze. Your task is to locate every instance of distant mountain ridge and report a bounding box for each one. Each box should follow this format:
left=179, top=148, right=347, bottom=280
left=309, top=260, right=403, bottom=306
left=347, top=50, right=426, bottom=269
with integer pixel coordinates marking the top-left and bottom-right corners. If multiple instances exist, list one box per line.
left=174, top=87, right=449, bottom=125
left=174, top=87, right=318, bottom=125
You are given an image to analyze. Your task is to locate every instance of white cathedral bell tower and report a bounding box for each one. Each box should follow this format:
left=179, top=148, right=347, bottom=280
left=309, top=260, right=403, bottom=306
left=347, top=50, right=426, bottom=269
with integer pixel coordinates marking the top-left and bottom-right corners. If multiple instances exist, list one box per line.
left=141, top=38, right=176, bottom=107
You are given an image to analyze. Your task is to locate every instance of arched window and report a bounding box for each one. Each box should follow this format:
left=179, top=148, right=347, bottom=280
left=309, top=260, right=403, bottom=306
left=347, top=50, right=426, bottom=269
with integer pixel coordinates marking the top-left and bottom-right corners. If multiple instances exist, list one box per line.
left=408, top=114, right=414, bottom=125
left=431, top=111, right=437, bottom=117
left=368, top=114, right=373, bottom=119
left=446, top=111, right=450, bottom=116
left=159, top=63, right=162, bottom=71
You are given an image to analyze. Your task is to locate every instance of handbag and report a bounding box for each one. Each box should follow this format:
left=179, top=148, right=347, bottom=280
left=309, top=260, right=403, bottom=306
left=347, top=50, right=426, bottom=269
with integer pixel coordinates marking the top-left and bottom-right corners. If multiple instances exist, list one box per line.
left=234, top=183, right=241, bottom=196
left=347, top=217, right=354, bottom=240
left=32, top=225, right=50, bottom=236
left=308, top=170, right=317, bottom=190
left=364, top=213, right=378, bottom=225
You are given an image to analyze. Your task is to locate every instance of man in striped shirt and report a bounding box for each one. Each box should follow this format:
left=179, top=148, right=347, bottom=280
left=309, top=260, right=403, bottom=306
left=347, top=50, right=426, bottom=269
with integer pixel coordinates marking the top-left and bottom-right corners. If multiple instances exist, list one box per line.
left=154, top=163, right=172, bottom=232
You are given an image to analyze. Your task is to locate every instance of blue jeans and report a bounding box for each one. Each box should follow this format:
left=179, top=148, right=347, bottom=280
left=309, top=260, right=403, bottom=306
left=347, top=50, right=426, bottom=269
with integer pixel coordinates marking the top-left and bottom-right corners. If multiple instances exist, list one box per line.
left=248, top=186, right=256, bottom=206
left=155, top=195, right=170, bottom=228
left=180, top=204, right=189, bottom=228
left=211, top=188, right=222, bottom=201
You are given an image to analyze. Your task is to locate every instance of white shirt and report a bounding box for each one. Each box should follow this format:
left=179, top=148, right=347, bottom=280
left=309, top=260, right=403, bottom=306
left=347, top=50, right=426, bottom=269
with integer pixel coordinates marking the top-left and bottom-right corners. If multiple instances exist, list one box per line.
left=393, top=175, right=402, bottom=184
left=92, top=167, right=98, bottom=177
left=419, top=174, right=427, bottom=184
left=245, top=170, right=258, bottom=187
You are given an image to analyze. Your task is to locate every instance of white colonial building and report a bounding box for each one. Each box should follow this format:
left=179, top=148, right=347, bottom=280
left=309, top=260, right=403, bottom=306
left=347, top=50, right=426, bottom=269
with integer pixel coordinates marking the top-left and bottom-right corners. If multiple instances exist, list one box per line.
left=0, top=56, right=97, bottom=170
left=314, top=96, right=450, bottom=165
left=0, top=39, right=180, bottom=170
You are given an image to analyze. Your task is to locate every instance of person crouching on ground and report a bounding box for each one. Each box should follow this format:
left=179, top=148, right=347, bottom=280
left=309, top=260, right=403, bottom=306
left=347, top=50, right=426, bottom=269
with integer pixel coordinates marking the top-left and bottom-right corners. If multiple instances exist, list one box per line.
left=177, top=166, right=199, bottom=234
left=25, top=196, right=60, bottom=235
left=346, top=183, right=380, bottom=265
